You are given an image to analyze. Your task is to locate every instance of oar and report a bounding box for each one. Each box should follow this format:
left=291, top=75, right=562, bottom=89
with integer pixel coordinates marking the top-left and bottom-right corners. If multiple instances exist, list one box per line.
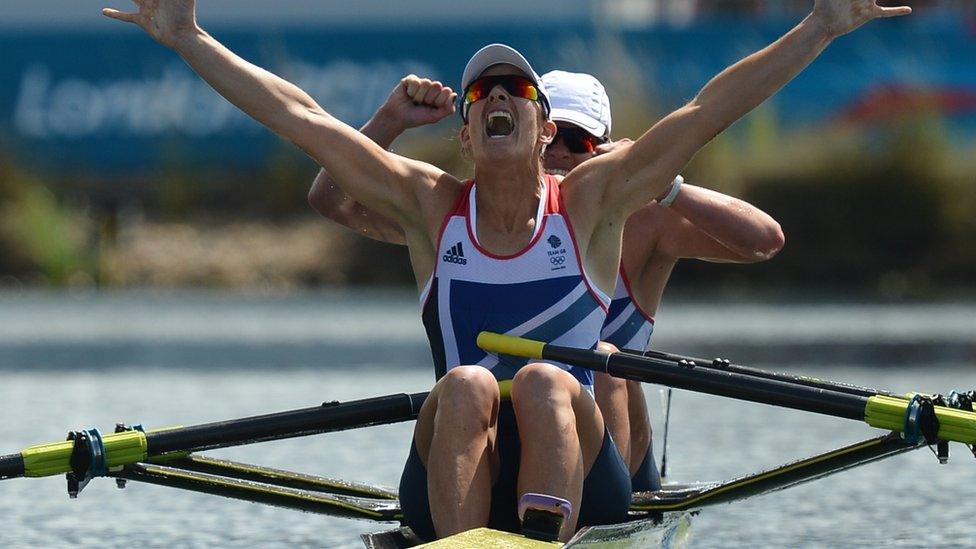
left=634, top=347, right=891, bottom=398
left=476, top=332, right=976, bottom=446
left=0, top=392, right=427, bottom=483
left=658, top=388, right=672, bottom=479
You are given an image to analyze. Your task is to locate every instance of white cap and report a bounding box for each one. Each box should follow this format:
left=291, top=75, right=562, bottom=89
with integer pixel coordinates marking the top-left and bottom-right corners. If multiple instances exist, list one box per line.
left=460, top=44, right=550, bottom=116
left=540, top=70, right=611, bottom=138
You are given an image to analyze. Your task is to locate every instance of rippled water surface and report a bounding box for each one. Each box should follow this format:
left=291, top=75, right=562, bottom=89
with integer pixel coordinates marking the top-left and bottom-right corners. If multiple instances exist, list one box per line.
left=1, top=292, right=974, bottom=548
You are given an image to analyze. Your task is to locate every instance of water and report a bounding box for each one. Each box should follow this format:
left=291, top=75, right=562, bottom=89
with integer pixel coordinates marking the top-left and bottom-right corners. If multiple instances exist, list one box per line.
left=0, top=291, right=974, bottom=548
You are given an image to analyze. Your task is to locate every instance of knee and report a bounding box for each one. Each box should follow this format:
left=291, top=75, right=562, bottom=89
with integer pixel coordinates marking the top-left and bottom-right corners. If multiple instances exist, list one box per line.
left=436, top=366, right=499, bottom=419
left=511, top=363, right=573, bottom=411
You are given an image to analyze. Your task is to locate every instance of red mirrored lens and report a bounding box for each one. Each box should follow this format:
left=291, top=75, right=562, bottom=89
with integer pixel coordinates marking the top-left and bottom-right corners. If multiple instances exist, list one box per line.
left=554, top=126, right=603, bottom=154
left=464, top=75, right=540, bottom=105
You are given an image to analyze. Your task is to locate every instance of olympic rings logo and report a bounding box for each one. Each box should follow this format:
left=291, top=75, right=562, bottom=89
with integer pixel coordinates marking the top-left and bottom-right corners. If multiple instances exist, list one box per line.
left=550, top=256, right=566, bottom=266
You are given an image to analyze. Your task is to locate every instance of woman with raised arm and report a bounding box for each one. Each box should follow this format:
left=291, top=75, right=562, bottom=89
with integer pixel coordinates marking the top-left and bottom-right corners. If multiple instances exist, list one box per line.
left=103, top=0, right=910, bottom=541
left=308, top=69, right=786, bottom=495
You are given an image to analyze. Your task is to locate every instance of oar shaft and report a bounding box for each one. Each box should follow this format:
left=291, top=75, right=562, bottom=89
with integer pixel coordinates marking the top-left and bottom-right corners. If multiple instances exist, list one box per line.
left=477, top=332, right=976, bottom=444
left=476, top=332, right=869, bottom=421
left=0, top=454, right=24, bottom=480
left=639, top=348, right=889, bottom=398
left=599, top=349, right=869, bottom=421
left=1, top=392, right=428, bottom=481
left=148, top=392, right=428, bottom=455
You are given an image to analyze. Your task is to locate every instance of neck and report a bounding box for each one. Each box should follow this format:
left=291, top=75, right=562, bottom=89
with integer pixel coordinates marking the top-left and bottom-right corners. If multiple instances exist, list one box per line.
left=473, top=161, right=545, bottom=235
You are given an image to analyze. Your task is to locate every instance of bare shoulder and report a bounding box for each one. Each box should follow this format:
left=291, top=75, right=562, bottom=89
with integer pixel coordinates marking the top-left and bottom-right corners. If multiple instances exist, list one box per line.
left=392, top=154, right=466, bottom=234
left=560, top=150, right=621, bottom=214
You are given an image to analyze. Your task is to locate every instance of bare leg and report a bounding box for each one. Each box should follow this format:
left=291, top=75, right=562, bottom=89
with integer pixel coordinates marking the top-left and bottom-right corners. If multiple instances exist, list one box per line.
left=594, top=371, right=631, bottom=472
left=624, top=380, right=652, bottom=476
left=511, top=362, right=606, bottom=541
left=594, top=341, right=649, bottom=476
left=414, top=366, right=501, bottom=538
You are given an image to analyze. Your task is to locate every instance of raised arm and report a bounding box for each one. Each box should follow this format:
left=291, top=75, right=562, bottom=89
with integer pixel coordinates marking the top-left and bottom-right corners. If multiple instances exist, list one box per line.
left=652, top=183, right=785, bottom=263
left=103, top=1, right=440, bottom=230
left=308, top=76, right=457, bottom=246
left=591, top=0, right=911, bottom=217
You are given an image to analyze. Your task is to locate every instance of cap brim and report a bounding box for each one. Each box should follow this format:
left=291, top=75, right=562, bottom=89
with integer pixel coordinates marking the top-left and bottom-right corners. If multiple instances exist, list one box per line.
left=461, top=43, right=541, bottom=91
left=550, top=108, right=606, bottom=138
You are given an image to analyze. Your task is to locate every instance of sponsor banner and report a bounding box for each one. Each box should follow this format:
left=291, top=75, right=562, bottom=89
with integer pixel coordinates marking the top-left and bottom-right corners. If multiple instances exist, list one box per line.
left=1, top=19, right=973, bottom=173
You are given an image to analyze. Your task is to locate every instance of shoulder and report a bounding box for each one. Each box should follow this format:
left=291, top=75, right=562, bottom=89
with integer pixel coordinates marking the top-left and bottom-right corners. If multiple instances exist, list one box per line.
left=559, top=157, right=611, bottom=211
left=388, top=155, right=465, bottom=233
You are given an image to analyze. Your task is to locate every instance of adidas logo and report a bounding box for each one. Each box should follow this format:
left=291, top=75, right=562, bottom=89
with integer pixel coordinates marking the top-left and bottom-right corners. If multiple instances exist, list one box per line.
left=442, top=242, right=468, bottom=265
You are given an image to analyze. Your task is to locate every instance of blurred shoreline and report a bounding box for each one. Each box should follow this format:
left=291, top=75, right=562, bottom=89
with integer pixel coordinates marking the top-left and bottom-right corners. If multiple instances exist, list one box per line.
left=2, top=117, right=975, bottom=298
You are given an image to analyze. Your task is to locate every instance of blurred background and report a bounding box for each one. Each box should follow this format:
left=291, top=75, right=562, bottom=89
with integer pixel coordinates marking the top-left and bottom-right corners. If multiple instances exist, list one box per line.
left=1, top=3, right=975, bottom=547
left=1, top=0, right=974, bottom=295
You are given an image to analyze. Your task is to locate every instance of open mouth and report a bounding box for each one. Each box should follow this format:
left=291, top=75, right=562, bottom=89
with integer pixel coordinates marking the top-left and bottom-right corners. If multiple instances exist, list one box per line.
left=486, top=111, right=514, bottom=138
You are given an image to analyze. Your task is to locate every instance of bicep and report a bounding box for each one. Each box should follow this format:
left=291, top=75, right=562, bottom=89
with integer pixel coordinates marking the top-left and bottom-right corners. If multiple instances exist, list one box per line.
left=299, top=112, right=431, bottom=230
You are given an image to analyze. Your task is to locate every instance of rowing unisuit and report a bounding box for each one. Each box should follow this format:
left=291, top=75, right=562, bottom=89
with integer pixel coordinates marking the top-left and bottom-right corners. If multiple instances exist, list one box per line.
left=600, top=269, right=655, bottom=351
left=420, top=175, right=610, bottom=390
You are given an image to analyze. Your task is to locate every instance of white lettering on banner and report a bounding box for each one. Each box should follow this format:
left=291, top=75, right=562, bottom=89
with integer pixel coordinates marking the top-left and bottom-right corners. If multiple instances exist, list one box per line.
left=13, top=59, right=437, bottom=140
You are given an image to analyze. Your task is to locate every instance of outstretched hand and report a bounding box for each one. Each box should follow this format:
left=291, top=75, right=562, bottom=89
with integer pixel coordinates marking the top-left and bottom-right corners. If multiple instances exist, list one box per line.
left=378, top=75, right=457, bottom=131
left=812, top=0, right=911, bottom=39
left=102, top=0, right=199, bottom=49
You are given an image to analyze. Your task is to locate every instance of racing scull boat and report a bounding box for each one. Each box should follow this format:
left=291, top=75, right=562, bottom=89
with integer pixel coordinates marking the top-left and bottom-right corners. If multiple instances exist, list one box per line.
left=1, top=334, right=972, bottom=547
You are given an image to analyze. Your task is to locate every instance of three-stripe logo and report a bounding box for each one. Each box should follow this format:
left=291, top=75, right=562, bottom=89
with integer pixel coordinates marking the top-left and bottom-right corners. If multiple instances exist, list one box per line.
left=442, top=242, right=468, bottom=265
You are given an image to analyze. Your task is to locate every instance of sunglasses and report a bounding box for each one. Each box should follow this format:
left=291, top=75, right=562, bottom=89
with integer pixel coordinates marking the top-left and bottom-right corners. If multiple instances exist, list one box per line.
left=461, top=75, right=546, bottom=122
left=553, top=126, right=607, bottom=154
left=463, top=75, right=541, bottom=105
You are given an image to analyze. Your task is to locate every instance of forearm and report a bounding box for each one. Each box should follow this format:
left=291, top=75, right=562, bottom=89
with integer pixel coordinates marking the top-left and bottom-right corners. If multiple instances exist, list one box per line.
left=606, top=14, right=833, bottom=216
left=172, top=28, right=423, bottom=226
left=691, top=14, right=831, bottom=140
left=669, top=184, right=785, bottom=262
left=173, top=30, right=332, bottom=154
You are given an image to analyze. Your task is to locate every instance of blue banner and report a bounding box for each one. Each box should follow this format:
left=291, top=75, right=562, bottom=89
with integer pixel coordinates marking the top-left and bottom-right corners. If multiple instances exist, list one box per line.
left=1, top=17, right=974, bottom=174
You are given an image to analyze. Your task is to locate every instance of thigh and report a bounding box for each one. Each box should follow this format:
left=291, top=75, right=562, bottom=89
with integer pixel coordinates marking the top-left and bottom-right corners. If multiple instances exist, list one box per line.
left=412, top=365, right=502, bottom=467
left=510, top=362, right=607, bottom=473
